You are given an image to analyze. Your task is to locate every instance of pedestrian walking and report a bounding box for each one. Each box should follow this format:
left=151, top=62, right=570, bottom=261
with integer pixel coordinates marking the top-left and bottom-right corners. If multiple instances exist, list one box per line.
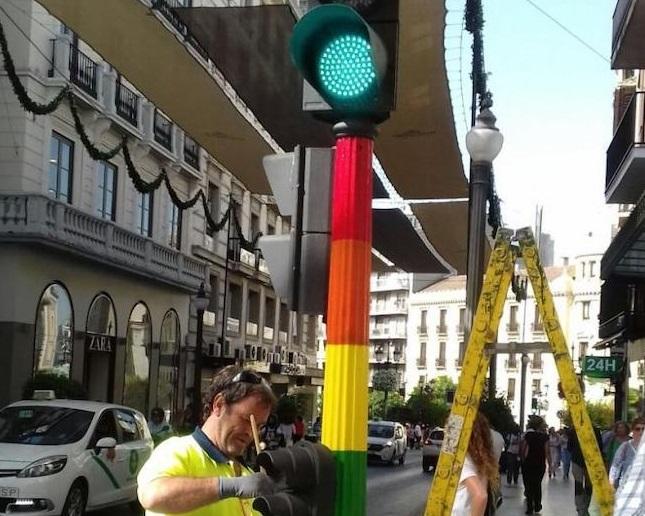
left=406, top=423, right=414, bottom=449
left=568, top=424, right=603, bottom=516
left=451, top=413, right=500, bottom=516
left=559, top=428, right=571, bottom=480
left=614, top=425, right=645, bottom=515
left=548, top=427, right=561, bottom=478
left=609, top=417, right=644, bottom=489
left=604, top=421, right=631, bottom=468
left=520, top=415, right=550, bottom=515
left=506, top=424, right=521, bottom=486
left=137, top=366, right=279, bottom=515
left=414, top=422, right=423, bottom=449
left=277, top=417, right=296, bottom=447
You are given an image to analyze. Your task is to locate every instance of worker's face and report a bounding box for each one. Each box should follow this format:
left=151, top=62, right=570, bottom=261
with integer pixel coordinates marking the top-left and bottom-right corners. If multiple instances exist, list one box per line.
left=212, top=394, right=271, bottom=457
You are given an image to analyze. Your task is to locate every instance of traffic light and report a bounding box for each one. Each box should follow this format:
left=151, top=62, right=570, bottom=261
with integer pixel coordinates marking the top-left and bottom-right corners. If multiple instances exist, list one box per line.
left=290, top=1, right=398, bottom=121
left=252, top=441, right=336, bottom=516
left=258, top=146, right=333, bottom=315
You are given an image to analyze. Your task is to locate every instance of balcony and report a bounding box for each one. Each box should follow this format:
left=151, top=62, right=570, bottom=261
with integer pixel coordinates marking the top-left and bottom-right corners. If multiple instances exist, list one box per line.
left=455, top=358, right=463, bottom=369
left=184, top=135, right=200, bottom=170
left=436, top=324, right=448, bottom=335
left=370, top=327, right=407, bottom=339
left=417, top=325, right=428, bottom=336
left=435, top=358, right=446, bottom=369
left=456, top=324, right=465, bottom=335
left=69, top=46, right=98, bottom=98
left=505, top=358, right=518, bottom=371
left=154, top=110, right=173, bottom=151
left=0, top=194, right=206, bottom=292
left=531, top=360, right=543, bottom=372
left=370, top=276, right=409, bottom=292
left=370, top=300, right=407, bottom=315
left=416, top=357, right=427, bottom=369
left=115, top=81, right=139, bottom=127
left=606, top=92, right=645, bottom=204
left=506, top=323, right=520, bottom=334
left=531, top=322, right=544, bottom=333
left=611, top=0, right=645, bottom=69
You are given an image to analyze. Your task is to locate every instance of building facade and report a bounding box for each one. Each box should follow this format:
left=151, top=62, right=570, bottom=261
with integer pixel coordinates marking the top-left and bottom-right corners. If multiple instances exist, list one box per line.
left=368, top=272, right=410, bottom=395
left=406, top=254, right=608, bottom=428
left=0, top=0, right=321, bottom=419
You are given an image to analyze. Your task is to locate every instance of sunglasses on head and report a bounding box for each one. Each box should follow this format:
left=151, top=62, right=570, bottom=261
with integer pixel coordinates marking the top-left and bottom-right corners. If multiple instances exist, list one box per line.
left=229, top=370, right=265, bottom=386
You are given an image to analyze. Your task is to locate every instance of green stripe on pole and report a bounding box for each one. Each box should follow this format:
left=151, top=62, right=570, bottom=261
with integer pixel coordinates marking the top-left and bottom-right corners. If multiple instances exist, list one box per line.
left=333, top=450, right=366, bottom=516
left=91, top=455, right=120, bottom=489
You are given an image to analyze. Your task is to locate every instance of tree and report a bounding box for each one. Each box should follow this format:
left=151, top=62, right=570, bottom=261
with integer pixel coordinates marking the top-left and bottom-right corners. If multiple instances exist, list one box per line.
left=562, top=401, right=614, bottom=429
left=405, top=383, right=451, bottom=427
left=368, top=390, right=405, bottom=420
left=372, top=369, right=399, bottom=393
left=23, top=371, right=87, bottom=400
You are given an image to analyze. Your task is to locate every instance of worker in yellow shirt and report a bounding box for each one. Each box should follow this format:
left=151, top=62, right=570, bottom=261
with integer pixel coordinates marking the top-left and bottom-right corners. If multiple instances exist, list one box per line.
left=137, top=366, right=279, bottom=515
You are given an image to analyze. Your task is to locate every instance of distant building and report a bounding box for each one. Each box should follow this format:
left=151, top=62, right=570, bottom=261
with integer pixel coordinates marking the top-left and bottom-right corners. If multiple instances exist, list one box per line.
left=406, top=253, right=606, bottom=429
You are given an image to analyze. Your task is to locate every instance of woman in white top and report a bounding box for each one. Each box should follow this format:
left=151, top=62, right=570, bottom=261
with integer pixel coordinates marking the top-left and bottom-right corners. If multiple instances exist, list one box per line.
left=609, top=416, right=644, bottom=488
left=452, top=413, right=500, bottom=516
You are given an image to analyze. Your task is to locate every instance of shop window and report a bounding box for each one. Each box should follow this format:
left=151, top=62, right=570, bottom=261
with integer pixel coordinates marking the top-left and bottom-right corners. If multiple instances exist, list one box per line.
left=123, top=302, right=152, bottom=414
left=85, top=293, right=117, bottom=402
left=34, top=282, right=74, bottom=378
left=157, top=310, right=180, bottom=419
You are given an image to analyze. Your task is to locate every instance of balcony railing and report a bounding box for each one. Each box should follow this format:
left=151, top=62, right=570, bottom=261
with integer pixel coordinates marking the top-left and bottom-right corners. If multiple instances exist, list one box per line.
left=154, top=110, right=173, bottom=151
left=416, top=358, right=426, bottom=369
left=531, top=360, right=543, bottom=372
left=115, top=81, right=139, bottom=127
left=435, top=358, right=446, bottom=369
left=606, top=92, right=645, bottom=202
left=456, top=324, right=465, bottom=334
left=0, top=194, right=206, bottom=291
left=507, top=323, right=520, bottom=334
left=455, top=358, right=463, bottom=369
left=69, top=46, right=97, bottom=98
left=152, top=0, right=209, bottom=61
left=531, top=322, right=544, bottom=333
left=436, top=324, right=448, bottom=335
left=184, top=135, right=200, bottom=169
left=505, top=359, right=518, bottom=371
left=417, top=325, right=428, bottom=335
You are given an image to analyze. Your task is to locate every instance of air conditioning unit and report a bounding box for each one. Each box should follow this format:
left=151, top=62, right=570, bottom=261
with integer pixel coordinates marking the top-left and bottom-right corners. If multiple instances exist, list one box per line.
left=250, top=346, right=257, bottom=360
left=259, top=347, right=267, bottom=362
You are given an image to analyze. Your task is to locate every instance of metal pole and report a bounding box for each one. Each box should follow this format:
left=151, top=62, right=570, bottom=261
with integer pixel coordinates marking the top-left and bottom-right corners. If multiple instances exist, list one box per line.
left=520, top=353, right=528, bottom=432
left=322, top=119, right=375, bottom=516
left=465, top=161, right=493, bottom=398
left=220, top=196, right=233, bottom=358
left=192, top=304, right=204, bottom=428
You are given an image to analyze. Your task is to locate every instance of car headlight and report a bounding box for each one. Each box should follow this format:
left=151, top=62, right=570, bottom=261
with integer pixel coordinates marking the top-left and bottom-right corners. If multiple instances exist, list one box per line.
left=17, top=455, right=67, bottom=478
left=384, top=441, right=393, bottom=447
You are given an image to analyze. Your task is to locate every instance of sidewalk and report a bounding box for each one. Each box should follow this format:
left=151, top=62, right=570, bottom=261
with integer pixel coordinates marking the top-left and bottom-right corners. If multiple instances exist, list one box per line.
left=498, top=474, right=576, bottom=515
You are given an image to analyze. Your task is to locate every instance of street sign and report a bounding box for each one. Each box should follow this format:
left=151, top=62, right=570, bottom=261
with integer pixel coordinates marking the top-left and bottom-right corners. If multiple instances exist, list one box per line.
left=582, top=355, right=623, bottom=378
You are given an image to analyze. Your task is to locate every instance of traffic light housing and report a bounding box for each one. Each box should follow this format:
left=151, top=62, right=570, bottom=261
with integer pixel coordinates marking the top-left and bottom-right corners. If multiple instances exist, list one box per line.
left=290, top=1, right=398, bottom=121
left=258, top=147, right=333, bottom=315
left=252, top=441, right=336, bottom=516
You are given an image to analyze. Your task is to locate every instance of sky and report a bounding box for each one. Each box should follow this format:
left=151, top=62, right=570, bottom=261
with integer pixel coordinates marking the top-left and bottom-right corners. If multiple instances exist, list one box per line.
left=450, top=0, right=618, bottom=261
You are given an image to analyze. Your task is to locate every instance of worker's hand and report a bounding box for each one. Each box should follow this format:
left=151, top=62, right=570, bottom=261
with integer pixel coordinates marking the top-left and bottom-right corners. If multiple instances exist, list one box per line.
left=219, top=472, right=278, bottom=499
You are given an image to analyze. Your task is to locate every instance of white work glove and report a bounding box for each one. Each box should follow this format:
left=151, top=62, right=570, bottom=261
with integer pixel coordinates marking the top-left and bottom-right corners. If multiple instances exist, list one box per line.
left=219, top=472, right=278, bottom=499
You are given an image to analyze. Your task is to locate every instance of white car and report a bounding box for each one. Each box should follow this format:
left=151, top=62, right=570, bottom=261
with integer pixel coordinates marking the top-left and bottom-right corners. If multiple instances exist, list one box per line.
left=0, top=397, right=153, bottom=515
left=367, top=421, right=407, bottom=465
left=422, top=427, right=444, bottom=472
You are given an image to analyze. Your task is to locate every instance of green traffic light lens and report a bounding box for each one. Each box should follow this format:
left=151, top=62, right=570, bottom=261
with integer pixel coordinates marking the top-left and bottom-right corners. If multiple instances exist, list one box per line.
left=318, top=33, right=376, bottom=100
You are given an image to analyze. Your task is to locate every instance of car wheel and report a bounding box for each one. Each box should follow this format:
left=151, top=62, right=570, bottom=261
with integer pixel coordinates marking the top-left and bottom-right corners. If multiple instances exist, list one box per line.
left=62, top=480, right=87, bottom=516
left=399, top=451, right=406, bottom=465
left=422, top=456, right=431, bottom=473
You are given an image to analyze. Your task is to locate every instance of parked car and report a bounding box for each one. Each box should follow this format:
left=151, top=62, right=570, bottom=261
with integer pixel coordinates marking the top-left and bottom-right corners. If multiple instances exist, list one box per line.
left=422, top=427, right=444, bottom=472
left=0, top=394, right=153, bottom=515
left=367, top=421, right=407, bottom=465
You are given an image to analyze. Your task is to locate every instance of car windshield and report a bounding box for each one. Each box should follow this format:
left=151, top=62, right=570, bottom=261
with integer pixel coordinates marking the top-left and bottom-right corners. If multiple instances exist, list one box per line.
left=368, top=424, right=394, bottom=439
left=0, top=406, right=94, bottom=445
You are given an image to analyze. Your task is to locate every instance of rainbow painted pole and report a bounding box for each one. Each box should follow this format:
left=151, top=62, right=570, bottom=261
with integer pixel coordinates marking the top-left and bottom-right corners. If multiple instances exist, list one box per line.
left=322, top=121, right=374, bottom=516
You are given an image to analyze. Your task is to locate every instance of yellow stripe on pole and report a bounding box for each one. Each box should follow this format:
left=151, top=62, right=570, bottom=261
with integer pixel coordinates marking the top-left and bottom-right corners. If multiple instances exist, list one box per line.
left=321, top=344, right=369, bottom=451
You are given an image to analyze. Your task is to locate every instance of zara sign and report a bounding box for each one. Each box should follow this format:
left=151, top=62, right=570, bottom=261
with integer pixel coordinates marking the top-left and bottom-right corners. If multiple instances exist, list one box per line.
left=85, top=333, right=116, bottom=353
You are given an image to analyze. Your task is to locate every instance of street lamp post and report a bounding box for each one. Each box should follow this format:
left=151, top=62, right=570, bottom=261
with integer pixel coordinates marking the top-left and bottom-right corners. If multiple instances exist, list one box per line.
left=519, top=353, right=530, bottom=431
left=465, top=94, right=504, bottom=400
left=191, top=282, right=209, bottom=428
left=374, top=341, right=401, bottom=419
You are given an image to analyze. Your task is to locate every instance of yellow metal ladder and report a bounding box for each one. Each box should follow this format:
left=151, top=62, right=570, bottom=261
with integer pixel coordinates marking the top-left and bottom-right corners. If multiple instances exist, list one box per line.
left=424, top=227, right=614, bottom=516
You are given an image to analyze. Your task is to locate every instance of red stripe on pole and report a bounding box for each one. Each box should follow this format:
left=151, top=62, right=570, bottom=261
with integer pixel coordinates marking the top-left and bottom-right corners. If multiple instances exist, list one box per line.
left=331, top=136, right=373, bottom=243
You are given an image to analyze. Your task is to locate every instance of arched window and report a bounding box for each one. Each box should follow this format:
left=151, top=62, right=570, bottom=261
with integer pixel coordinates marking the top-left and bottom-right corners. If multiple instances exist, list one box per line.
left=87, top=293, right=116, bottom=337
left=34, top=282, right=74, bottom=378
left=123, top=302, right=151, bottom=414
left=157, top=310, right=180, bottom=419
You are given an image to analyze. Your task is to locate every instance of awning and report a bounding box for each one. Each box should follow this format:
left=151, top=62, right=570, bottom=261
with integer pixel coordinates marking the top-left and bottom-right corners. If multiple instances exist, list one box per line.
left=593, top=331, right=625, bottom=350
left=602, top=195, right=645, bottom=279
left=35, top=0, right=468, bottom=273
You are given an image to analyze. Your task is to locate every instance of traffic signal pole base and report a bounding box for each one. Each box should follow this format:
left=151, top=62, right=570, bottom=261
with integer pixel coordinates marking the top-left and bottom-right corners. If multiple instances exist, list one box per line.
left=322, top=131, right=373, bottom=516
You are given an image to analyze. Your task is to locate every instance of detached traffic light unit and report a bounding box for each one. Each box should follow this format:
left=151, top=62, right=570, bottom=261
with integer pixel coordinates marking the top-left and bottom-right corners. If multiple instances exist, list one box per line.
left=253, top=441, right=336, bottom=516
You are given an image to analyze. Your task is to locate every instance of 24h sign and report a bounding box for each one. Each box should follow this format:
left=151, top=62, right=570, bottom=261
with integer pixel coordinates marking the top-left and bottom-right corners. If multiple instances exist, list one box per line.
left=582, top=355, right=623, bottom=378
